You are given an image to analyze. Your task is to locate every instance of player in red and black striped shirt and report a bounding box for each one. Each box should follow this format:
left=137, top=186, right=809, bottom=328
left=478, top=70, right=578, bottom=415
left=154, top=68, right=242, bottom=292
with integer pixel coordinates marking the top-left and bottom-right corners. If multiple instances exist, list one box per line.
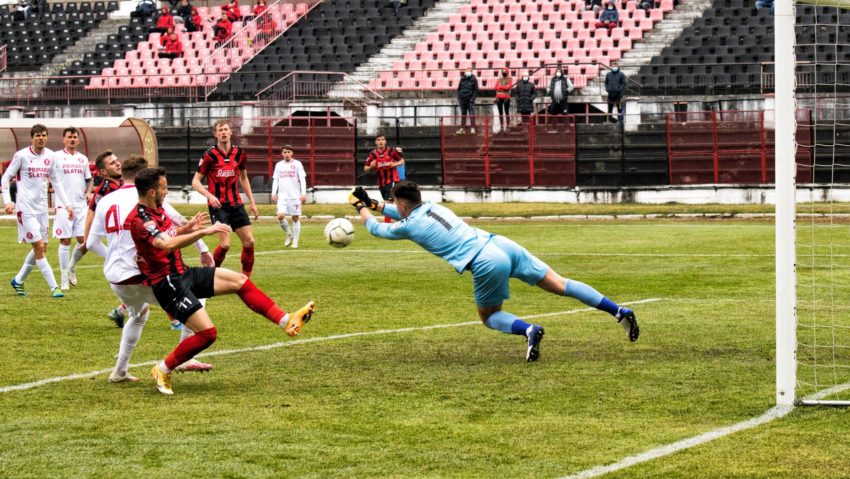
left=191, top=119, right=259, bottom=277
left=70, top=149, right=123, bottom=269
left=364, top=134, right=405, bottom=223
left=129, top=167, right=316, bottom=395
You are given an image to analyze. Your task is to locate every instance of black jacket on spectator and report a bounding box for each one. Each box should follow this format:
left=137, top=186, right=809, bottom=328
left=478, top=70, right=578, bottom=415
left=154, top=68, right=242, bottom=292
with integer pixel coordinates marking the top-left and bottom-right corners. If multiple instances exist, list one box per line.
left=605, top=70, right=626, bottom=97
left=457, top=75, right=479, bottom=102
left=513, top=79, right=536, bottom=113
left=176, top=2, right=192, bottom=19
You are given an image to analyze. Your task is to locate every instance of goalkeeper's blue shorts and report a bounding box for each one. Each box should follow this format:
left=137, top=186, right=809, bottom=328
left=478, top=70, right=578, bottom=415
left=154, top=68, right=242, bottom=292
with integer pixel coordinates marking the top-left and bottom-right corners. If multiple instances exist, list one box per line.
left=470, top=235, right=549, bottom=308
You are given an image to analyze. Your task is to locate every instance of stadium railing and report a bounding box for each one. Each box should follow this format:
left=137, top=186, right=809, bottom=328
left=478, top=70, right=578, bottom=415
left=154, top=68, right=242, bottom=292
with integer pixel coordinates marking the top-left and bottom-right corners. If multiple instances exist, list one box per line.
left=666, top=109, right=813, bottom=185
left=440, top=114, right=577, bottom=188
left=0, top=44, right=6, bottom=74
left=255, top=70, right=383, bottom=104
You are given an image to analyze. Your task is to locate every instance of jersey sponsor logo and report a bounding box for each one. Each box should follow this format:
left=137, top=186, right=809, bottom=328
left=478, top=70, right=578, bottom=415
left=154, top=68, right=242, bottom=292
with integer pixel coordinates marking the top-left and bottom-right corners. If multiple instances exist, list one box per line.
left=43, top=159, right=51, bottom=166
left=26, top=232, right=33, bottom=239
left=27, top=167, right=52, bottom=178
left=55, top=228, right=63, bottom=236
left=215, top=169, right=238, bottom=178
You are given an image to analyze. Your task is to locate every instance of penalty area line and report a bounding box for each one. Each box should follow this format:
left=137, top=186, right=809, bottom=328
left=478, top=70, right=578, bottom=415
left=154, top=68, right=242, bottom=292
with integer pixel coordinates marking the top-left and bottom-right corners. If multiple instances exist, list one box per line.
left=0, top=298, right=662, bottom=395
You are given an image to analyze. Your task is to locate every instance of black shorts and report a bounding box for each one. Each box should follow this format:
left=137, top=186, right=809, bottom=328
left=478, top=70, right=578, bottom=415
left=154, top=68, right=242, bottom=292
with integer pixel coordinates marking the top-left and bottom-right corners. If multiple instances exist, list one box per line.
left=209, top=203, right=252, bottom=230
left=151, top=267, right=216, bottom=323
left=379, top=183, right=394, bottom=202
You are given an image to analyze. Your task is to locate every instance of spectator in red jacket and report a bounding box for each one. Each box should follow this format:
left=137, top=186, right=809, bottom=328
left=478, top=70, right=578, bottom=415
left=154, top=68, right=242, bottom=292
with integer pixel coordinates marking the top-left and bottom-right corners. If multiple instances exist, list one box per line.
left=158, top=32, right=184, bottom=59
left=152, top=6, right=175, bottom=34
left=221, top=0, right=242, bottom=22
left=159, top=26, right=175, bottom=47
left=187, top=7, right=202, bottom=32
left=494, top=68, right=512, bottom=132
left=254, top=13, right=277, bottom=44
left=253, top=0, right=267, bottom=17
left=213, top=12, right=233, bottom=46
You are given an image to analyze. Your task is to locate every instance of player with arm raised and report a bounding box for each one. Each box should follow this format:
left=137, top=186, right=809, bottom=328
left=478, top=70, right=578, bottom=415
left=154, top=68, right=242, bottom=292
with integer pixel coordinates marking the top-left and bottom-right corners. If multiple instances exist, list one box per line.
left=130, top=167, right=315, bottom=395
left=89, top=156, right=215, bottom=382
left=191, top=119, right=258, bottom=277
left=270, top=144, right=307, bottom=248
left=52, top=127, right=93, bottom=289
left=350, top=182, right=639, bottom=362
left=363, top=134, right=404, bottom=223
left=2, top=124, right=73, bottom=298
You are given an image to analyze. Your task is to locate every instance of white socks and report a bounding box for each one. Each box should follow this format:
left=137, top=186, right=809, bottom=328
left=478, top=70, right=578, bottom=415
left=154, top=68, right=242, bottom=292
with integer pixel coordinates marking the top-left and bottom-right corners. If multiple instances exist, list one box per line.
left=279, top=219, right=290, bottom=234
left=69, top=245, right=85, bottom=270
left=35, top=257, right=58, bottom=290
left=58, top=243, right=70, bottom=271
left=114, top=305, right=149, bottom=377
left=15, top=250, right=36, bottom=284
left=292, top=221, right=301, bottom=243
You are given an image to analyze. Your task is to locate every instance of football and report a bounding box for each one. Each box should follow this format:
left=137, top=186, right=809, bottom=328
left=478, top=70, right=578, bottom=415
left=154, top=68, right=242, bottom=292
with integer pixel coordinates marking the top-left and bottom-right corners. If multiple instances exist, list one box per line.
left=324, top=218, right=355, bottom=248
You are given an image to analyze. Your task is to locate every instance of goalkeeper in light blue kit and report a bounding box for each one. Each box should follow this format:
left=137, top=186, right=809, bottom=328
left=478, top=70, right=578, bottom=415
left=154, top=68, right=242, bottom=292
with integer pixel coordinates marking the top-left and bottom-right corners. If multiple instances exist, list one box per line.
left=350, top=181, right=639, bottom=362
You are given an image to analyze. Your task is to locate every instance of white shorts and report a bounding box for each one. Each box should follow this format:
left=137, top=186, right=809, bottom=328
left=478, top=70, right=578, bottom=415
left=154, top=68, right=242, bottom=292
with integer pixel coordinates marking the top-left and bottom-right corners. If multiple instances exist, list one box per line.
left=17, top=212, right=49, bottom=244
left=276, top=199, right=302, bottom=217
left=52, top=206, right=85, bottom=239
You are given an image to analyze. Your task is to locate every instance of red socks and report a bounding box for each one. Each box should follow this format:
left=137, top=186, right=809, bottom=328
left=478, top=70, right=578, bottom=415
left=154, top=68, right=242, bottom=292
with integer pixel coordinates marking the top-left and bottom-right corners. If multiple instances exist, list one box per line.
left=237, top=279, right=285, bottom=324
left=241, top=246, right=255, bottom=277
left=213, top=245, right=227, bottom=267
left=164, top=327, right=217, bottom=370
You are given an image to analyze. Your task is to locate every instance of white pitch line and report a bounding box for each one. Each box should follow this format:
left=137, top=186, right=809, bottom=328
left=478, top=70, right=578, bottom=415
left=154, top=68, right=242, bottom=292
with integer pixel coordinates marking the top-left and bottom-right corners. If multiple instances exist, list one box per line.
left=0, top=298, right=662, bottom=394
left=256, top=249, right=771, bottom=258
left=559, top=385, right=850, bottom=479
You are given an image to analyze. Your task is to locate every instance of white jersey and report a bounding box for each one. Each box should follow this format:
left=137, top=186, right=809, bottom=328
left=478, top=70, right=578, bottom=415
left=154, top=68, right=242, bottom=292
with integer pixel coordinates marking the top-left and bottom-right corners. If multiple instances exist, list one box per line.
left=2, top=146, right=70, bottom=214
left=51, top=149, right=91, bottom=209
left=271, top=159, right=307, bottom=200
left=90, top=185, right=208, bottom=284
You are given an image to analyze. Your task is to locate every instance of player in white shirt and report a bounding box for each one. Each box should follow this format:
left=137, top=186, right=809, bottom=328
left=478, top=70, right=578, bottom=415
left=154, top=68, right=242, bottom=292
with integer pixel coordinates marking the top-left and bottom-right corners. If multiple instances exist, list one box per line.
left=270, top=145, right=307, bottom=248
left=2, top=124, right=72, bottom=298
left=51, top=127, right=93, bottom=290
left=88, top=155, right=215, bottom=382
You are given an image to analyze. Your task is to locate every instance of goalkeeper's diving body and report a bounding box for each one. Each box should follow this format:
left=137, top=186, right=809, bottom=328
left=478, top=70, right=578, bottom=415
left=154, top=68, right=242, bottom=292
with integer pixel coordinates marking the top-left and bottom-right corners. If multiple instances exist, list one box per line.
left=350, top=181, right=640, bottom=362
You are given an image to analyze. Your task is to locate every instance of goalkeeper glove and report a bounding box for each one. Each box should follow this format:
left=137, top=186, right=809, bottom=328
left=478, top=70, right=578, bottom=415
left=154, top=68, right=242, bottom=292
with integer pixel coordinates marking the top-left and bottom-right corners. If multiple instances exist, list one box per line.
left=352, top=187, right=379, bottom=210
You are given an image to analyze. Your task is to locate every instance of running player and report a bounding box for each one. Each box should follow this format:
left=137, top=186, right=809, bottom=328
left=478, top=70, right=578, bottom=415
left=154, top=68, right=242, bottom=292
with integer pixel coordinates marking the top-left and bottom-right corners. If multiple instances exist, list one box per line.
left=270, top=144, right=307, bottom=248
left=364, top=134, right=404, bottom=223
left=191, top=119, right=259, bottom=276
left=129, top=167, right=315, bottom=395
left=350, top=182, right=640, bottom=362
left=2, top=124, right=73, bottom=298
left=89, top=156, right=214, bottom=382
left=51, top=127, right=93, bottom=289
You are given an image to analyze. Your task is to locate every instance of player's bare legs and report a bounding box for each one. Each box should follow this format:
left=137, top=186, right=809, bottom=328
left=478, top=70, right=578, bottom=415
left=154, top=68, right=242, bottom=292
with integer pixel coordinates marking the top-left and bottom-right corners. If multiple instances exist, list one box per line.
left=234, top=224, right=255, bottom=277
left=536, top=268, right=639, bottom=341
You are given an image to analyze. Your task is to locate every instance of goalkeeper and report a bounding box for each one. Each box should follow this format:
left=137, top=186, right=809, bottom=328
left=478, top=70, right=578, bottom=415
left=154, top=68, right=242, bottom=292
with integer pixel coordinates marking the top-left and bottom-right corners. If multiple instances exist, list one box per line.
left=349, top=181, right=640, bottom=362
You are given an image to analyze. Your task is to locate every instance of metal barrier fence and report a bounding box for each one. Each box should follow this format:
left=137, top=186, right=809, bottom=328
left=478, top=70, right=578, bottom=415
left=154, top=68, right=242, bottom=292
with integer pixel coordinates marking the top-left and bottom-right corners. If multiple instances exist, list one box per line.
left=440, top=115, right=577, bottom=188
left=0, top=45, right=6, bottom=74
left=256, top=71, right=383, bottom=103
left=666, top=110, right=813, bottom=185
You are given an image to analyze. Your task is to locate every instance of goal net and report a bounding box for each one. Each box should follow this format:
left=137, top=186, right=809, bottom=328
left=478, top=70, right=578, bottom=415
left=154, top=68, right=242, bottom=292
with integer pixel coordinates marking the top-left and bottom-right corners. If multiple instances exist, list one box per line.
left=777, top=0, right=850, bottom=406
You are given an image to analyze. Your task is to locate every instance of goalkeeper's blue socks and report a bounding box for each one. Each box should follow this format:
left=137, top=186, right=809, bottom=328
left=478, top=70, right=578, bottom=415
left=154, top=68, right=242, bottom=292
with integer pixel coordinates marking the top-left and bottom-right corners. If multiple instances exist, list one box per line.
left=564, top=279, right=623, bottom=318
left=484, top=310, right=533, bottom=336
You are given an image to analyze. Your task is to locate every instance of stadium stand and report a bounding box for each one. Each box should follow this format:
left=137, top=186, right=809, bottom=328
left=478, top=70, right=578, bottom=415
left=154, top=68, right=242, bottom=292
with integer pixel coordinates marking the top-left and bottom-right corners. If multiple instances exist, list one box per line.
left=1, top=1, right=119, bottom=71
left=215, top=0, right=437, bottom=99
left=637, top=0, right=850, bottom=93
left=369, top=0, right=674, bottom=92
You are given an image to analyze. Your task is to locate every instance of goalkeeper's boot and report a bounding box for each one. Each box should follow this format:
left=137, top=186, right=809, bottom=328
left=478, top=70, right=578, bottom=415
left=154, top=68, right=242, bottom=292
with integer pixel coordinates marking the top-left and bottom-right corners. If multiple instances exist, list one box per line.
left=10, top=278, right=25, bottom=296
left=51, top=287, right=64, bottom=298
left=151, top=364, right=174, bottom=395
left=526, top=324, right=545, bottom=362
left=284, top=301, right=316, bottom=337
left=175, top=359, right=213, bottom=373
left=108, top=370, right=139, bottom=383
left=107, top=307, right=125, bottom=328
left=618, top=308, right=640, bottom=342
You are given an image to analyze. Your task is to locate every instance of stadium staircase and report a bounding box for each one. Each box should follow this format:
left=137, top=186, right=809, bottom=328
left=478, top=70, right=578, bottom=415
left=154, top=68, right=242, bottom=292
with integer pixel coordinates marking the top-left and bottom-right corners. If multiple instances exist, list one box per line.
left=327, top=0, right=469, bottom=100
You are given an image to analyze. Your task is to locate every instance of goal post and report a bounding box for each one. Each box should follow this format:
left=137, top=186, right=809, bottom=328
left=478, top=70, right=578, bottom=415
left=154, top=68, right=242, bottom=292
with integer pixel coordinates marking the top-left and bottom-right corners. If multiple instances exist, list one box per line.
left=777, top=0, right=850, bottom=407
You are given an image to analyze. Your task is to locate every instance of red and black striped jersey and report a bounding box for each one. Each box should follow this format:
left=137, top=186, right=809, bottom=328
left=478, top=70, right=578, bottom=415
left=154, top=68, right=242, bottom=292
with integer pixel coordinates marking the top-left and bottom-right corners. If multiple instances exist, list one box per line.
left=198, top=145, right=247, bottom=206
left=125, top=203, right=186, bottom=286
left=89, top=178, right=122, bottom=211
left=366, top=148, right=403, bottom=187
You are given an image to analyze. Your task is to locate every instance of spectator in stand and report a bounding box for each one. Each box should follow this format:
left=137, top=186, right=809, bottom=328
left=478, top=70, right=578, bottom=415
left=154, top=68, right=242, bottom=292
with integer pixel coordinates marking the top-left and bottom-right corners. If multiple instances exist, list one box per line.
left=28, top=0, right=44, bottom=17
left=187, top=7, right=202, bottom=33
left=253, top=0, right=268, bottom=31
left=755, top=0, right=774, bottom=15
left=494, top=68, right=512, bottom=132
left=221, top=0, right=242, bottom=22
left=456, top=67, right=479, bottom=134
left=547, top=68, right=573, bottom=115
left=158, top=32, right=184, bottom=60
left=213, top=12, right=233, bottom=47
left=254, top=13, right=278, bottom=44
left=604, top=62, right=627, bottom=123
left=253, top=0, right=268, bottom=17
left=12, top=2, right=28, bottom=21
left=159, top=26, right=175, bottom=47
left=583, top=0, right=603, bottom=16
left=131, top=0, right=157, bottom=19
left=513, top=72, right=536, bottom=125
left=638, top=0, right=655, bottom=13
left=174, top=0, right=192, bottom=24
left=152, top=6, right=175, bottom=34
left=378, top=0, right=402, bottom=17
left=595, top=1, right=619, bottom=31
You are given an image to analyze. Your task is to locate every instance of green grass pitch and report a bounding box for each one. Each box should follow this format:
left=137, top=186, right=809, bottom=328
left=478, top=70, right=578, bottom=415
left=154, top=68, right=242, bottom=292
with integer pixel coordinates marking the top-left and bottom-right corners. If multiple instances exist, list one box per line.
left=1, top=213, right=849, bottom=478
